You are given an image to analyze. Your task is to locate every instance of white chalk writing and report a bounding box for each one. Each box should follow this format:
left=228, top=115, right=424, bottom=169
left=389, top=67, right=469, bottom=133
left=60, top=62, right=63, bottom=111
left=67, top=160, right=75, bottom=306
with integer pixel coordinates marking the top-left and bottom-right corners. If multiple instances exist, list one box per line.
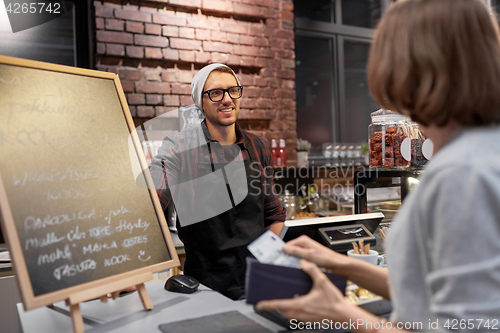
left=104, top=254, right=131, bottom=267
left=59, top=165, right=102, bottom=182
left=12, top=167, right=102, bottom=186
left=67, top=226, right=86, bottom=242
left=138, top=250, right=151, bottom=262
left=53, top=259, right=97, bottom=280
left=47, top=188, right=92, bottom=200
left=38, top=244, right=72, bottom=265
left=115, top=219, right=150, bottom=234
left=82, top=241, right=117, bottom=255
left=25, top=232, right=65, bottom=250
left=122, top=235, right=148, bottom=248
left=88, top=226, right=112, bottom=238
left=106, top=205, right=131, bottom=224
left=24, top=209, right=96, bottom=232
left=13, top=169, right=61, bottom=186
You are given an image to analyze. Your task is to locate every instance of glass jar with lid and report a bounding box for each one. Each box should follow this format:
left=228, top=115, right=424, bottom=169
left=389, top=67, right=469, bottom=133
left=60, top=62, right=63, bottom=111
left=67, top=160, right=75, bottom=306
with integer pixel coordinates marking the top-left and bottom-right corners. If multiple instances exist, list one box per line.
left=368, top=109, right=412, bottom=169
left=279, top=190, right=298, bottom=220
left=407, top=121, right=434, bottom=167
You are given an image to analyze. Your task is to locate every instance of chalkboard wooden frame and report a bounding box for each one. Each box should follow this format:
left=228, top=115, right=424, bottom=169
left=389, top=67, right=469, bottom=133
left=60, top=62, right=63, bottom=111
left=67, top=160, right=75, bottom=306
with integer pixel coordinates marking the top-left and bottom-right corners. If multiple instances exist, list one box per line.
left=0, top=55, right=180, bottom=311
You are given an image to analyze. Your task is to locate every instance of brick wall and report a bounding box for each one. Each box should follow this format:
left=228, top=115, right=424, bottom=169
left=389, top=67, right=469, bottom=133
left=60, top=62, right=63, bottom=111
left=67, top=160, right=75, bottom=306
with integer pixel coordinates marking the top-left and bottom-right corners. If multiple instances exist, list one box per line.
left=94, top=0, right=297, bottom=164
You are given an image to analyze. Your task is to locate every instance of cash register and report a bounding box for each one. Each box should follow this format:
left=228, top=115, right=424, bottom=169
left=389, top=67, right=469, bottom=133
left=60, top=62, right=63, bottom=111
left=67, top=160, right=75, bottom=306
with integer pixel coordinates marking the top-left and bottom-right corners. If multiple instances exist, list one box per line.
left=279, top=212, right=384, bottom=253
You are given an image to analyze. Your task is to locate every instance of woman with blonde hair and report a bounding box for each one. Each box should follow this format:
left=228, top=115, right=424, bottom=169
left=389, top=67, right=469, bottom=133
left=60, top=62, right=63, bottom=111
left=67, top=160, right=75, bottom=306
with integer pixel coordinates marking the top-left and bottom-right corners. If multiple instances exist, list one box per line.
left=257, top=0, right=500, bottom=331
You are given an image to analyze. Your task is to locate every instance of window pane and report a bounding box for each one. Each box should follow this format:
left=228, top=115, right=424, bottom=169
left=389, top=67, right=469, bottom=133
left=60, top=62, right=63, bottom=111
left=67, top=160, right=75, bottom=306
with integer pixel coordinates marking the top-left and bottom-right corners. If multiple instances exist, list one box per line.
left=295, top=35, right=335, bottom=147
left=0, top=2, right=75, bottom=66
left=341, top=0, right=382, bottom=28
left=340, top=39, right=379, bottom=143
left=492, top=0, right=500, bottom=13
left=294, top=0, right=334, bottom=23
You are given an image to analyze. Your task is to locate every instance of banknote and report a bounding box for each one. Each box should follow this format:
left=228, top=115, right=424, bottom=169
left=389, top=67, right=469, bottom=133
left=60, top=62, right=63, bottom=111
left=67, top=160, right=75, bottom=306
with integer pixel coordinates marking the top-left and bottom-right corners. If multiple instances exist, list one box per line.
left=247, top=230, right=301, bottom=268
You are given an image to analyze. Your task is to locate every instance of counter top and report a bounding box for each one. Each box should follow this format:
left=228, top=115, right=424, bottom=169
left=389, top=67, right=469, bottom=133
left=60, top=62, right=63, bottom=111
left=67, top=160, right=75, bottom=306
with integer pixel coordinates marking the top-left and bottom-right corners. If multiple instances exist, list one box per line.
left=17, top=280, right=286, bottom=333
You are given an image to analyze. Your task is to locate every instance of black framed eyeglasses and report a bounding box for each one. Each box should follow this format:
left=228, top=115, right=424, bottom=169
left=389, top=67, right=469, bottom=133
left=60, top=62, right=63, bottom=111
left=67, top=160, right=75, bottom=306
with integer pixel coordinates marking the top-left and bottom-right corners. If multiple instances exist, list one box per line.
left=202, top=86, right=243, bottom=102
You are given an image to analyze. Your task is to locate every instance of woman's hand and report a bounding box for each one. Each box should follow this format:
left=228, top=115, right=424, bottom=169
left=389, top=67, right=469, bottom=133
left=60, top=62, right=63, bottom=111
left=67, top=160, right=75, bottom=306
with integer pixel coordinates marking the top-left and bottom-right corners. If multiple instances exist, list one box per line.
left=283, top=235, right=352, bottom=275
left=256, top=259, right=354, bottom=323
left=284, top=235, right=391, bottom=299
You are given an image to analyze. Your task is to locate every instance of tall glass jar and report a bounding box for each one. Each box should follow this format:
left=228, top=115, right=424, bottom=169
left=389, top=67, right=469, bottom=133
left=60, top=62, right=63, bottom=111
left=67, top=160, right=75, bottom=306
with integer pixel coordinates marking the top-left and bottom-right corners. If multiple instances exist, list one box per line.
left=368, top=109, right=411, bottom=169
left=408, top=121, right=434, bottom=167
left=279, top=190, right=298, bottom=220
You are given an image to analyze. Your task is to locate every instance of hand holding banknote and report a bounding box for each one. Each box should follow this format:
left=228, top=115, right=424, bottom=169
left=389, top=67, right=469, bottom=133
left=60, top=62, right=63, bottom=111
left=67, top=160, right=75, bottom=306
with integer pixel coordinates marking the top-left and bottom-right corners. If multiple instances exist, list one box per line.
left=280, top=235, right=352, bottom=275
left=248, top=232, right=350, bottom=274
left=247, top=230, right=301, bottom=268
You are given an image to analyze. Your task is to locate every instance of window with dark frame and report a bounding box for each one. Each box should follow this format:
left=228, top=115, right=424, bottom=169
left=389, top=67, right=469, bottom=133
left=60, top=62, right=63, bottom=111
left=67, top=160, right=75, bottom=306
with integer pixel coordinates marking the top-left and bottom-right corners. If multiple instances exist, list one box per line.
left=295, top=0, right=499, bottom=150
left=491, top=0, right=500, bottom=14
left=294, top=0, right=388, bottom=151
left=0, top=1, right=94, bottom=69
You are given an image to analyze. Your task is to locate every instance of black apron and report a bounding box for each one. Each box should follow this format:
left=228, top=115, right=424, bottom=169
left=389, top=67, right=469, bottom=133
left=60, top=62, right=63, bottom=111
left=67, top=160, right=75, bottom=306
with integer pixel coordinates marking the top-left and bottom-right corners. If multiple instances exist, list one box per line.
left=176, top=136, right=265, bottom=300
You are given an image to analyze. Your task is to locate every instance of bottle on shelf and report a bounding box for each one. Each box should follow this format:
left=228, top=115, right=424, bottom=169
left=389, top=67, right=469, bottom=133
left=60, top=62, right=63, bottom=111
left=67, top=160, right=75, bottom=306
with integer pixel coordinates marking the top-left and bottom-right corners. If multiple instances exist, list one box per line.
left=271, top=139, right=278, bottom=167
left=277, top=139, right=287, bottom=167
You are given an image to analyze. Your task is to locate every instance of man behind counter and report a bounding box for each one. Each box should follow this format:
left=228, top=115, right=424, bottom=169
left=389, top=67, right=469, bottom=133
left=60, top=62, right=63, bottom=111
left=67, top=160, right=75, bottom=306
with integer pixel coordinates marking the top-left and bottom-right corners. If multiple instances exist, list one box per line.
left=150, top=63, right=285, bottom=300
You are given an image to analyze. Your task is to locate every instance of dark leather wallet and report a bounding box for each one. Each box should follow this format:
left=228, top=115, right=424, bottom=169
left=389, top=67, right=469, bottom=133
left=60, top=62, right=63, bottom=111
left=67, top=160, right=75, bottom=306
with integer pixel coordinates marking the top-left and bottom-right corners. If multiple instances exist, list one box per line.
left=245, top=258, right=347, bottom=304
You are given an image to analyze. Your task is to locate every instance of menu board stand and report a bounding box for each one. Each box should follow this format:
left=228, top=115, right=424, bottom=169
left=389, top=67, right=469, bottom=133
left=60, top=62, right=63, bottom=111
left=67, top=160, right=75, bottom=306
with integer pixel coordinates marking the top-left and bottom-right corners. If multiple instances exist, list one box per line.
left=62, top=272, right=153, bottom=333
left=0, top=55, right=180, bottom=333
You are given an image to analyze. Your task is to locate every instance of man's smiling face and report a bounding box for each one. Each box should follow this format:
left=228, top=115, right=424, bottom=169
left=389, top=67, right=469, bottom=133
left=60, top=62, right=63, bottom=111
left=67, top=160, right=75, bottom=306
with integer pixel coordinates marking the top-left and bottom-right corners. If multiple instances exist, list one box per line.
left=202, top=71, right=241, bottom=130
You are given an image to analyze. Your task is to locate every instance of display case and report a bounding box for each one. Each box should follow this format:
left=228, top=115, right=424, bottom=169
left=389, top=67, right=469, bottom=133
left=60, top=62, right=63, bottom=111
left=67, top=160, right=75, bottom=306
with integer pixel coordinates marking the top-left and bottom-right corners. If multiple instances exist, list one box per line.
left=353, top=169, right=422, bottom=222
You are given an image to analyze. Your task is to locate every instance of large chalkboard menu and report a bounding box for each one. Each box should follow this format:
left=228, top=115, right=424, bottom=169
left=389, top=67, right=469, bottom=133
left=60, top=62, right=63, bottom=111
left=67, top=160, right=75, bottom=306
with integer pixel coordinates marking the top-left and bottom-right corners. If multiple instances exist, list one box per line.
left=0, top=55, right=179, bottom=310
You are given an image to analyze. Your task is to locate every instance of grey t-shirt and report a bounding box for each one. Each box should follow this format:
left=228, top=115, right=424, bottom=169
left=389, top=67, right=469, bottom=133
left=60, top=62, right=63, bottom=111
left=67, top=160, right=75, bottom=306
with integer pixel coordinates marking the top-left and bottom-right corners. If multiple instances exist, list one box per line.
left=386, top=126, right=500, bottom=331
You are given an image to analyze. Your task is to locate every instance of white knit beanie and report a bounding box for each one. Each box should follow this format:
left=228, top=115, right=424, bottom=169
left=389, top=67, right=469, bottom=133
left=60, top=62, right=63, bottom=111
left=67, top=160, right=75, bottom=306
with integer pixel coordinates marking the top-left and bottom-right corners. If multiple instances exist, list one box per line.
left=191, top=63, right=241, bottom=112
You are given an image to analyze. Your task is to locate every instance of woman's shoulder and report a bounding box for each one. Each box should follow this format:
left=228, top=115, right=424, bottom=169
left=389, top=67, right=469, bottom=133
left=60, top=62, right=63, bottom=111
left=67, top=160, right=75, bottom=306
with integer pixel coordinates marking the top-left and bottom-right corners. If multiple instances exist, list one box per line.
left=424, top=126, right=500, bottom=175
